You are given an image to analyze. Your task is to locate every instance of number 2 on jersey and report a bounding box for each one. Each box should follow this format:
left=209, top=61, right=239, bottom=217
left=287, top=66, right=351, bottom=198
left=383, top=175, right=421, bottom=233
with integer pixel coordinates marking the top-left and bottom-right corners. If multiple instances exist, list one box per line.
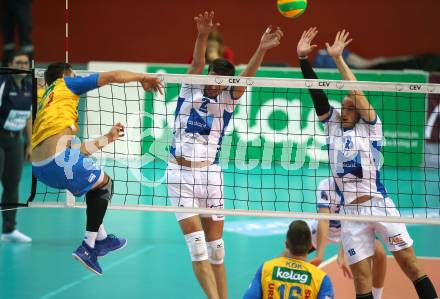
left=199, top=97, right=210, bottom=113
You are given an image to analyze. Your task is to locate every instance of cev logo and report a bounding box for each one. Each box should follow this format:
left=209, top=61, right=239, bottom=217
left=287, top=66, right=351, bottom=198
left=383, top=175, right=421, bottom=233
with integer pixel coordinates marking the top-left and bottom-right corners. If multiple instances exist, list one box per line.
left=228, top=78, right=240, bottom=84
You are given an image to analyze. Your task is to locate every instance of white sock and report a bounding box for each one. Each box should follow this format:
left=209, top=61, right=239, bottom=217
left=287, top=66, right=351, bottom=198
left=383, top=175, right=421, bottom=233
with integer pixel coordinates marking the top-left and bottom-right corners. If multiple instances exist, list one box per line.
left=84, top=231, right=98, bottom=248
left=97, top=224, right=108, bottom=241
left=372, top=287, right=384, bottom=299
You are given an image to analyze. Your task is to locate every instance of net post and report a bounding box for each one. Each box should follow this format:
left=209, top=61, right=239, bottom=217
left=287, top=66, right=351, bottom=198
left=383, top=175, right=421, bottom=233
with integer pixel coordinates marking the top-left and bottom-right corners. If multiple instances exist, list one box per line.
left=27, top=67, right=38, bottom=206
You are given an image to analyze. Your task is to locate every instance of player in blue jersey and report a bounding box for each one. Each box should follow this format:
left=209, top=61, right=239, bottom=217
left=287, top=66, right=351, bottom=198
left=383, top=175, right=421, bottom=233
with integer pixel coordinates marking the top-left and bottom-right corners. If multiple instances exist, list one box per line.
left=296, top=27, right=438, bottom=299
left=166, top=11, right=283, bottom=299
left=244, top=220, right=334, bottom=299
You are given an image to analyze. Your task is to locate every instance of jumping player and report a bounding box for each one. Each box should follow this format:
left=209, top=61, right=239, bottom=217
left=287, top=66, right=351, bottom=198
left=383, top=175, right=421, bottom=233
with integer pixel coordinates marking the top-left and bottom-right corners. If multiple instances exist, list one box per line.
left=296, top=27, right=438, bottom=299
left=166, top=11, right=283, bottom=299
left=31, top=63, right=162, bottom=275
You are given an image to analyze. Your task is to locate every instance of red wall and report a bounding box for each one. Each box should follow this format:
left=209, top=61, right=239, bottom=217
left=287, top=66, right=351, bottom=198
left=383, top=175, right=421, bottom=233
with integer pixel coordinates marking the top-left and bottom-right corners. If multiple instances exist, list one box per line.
left=18, top=0, right=440, bottom=65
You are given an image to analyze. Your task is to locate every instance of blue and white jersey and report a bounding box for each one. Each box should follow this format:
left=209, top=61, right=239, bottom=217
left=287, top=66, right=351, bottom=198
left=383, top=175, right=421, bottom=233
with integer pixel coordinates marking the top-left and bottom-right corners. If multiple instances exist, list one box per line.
left=324, top=107, right=387, bottom=204
left=316, top=177, right=342, bottom=243
left=170, top=84, right=238, bottom=163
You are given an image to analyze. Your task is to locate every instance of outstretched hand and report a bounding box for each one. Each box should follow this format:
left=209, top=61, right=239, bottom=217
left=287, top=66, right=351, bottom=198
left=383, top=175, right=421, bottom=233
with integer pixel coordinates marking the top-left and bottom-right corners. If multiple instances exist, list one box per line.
left=106, top=122, right=125, bottom=143
left=259, top=26, right=283, bottom=51
left=326, top=29, right=352, bottom=58
left=194, top=11, right=220, bottom=35
left=140, top=75, right=164, bottom=95
left=297, top=27, right=318, bottom=58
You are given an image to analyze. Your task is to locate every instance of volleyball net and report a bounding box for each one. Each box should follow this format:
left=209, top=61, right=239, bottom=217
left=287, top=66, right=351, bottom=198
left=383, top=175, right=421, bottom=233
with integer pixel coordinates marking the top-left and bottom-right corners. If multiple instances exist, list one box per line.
left=28, top=68, right=440, bottom=225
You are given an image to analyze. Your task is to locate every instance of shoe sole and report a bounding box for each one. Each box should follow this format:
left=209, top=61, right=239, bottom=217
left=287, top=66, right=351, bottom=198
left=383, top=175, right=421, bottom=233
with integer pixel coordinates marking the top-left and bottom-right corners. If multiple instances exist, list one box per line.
left=97, top=239, right=128, bottom=257
left=71, top=253, right=102, bottom=276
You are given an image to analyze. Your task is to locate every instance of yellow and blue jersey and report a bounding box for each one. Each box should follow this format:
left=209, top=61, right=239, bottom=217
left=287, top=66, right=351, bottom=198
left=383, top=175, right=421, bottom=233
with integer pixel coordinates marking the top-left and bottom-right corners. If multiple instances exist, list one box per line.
left=31, top=73, right=104, bottom=196
left=243, top=257, right=334, bottom=299
left=32, top=73, right=99, bottom=149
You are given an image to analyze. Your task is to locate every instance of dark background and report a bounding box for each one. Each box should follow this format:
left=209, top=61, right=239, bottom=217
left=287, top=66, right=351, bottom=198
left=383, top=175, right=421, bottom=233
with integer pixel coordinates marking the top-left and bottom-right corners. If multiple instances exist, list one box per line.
left=3, top=0, right=440, bottom=65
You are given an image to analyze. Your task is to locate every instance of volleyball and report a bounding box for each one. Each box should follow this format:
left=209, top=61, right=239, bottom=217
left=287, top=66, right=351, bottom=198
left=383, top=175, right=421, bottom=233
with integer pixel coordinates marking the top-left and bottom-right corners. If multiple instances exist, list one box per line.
left=277, top=0, right=307, bottom=19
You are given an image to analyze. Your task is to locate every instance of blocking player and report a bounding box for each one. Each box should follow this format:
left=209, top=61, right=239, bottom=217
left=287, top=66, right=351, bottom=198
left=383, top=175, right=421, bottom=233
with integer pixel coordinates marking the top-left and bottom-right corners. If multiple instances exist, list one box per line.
left=244, top=220, right=334, bottom=299
left=296, top=27, right=438, bottom=299
left=308, top=177, right=386, bottom=299
left=32, top=63, right=163, bottom=275
left=166, top=11, right=283, bottom=299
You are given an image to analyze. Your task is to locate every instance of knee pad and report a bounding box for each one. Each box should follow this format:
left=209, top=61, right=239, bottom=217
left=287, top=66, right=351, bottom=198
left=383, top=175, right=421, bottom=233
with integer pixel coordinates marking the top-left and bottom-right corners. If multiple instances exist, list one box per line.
left=86, top=177, right=113, bottom=202
left=184, top=231, right=208, bottom=262
left=207, top=239, right=225, bottom=264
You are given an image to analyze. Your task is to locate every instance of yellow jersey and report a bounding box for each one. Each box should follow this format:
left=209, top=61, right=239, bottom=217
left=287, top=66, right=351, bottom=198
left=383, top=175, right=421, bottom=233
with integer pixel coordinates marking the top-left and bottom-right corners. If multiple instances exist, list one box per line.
left=244, top=257, right=334, bottom=299
left=32, top=73, right=99, bottom=149
left=37, top=86, right=45, bottom=106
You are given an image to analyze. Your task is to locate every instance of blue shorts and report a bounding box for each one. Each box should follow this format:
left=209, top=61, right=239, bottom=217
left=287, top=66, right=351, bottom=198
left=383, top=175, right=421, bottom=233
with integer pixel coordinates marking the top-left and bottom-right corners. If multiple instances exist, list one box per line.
left=32, top=147, right=104, bottom=196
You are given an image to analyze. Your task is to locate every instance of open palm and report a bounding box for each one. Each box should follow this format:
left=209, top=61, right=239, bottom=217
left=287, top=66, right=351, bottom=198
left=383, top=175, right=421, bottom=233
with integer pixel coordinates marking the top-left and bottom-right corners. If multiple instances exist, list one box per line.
left=259, top=26, right=283, bottom=51
left=326, top=29, right=352, bottom=57
left=194, top=11, right=220, bottom=35
left=297, top=27, right=318, bottom=57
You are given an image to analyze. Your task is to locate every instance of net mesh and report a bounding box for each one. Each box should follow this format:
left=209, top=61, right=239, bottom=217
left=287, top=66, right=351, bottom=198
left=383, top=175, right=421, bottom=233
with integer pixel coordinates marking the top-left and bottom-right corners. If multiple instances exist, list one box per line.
left=30, top=69, right=440, bottom=224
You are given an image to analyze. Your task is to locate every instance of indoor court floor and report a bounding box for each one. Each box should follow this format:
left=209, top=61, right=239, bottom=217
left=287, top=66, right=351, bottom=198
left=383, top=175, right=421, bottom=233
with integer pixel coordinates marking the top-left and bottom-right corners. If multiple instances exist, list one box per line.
left=0, top=163, right=439, bottom=299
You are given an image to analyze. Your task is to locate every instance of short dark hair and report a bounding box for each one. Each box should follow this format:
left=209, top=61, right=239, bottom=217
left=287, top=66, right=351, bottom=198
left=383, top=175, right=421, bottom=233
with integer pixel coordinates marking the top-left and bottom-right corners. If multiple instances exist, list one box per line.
left=12, top=51, right=30, bottom=61
left=44, top=62, right=72, bottom=86
left=7, top=51, right=30, bottom=66
left=208, top=58, right=235, bottom=76
left=286, top=220, right=312, bottom=256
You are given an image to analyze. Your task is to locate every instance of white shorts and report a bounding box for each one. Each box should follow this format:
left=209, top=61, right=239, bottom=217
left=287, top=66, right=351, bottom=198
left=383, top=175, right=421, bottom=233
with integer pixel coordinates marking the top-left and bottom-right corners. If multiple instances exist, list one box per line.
left=166, top=162, right=224, bottom=221
left=307, top=220, right=341, bottom=249
left=340, top=197, right=413, bottom=265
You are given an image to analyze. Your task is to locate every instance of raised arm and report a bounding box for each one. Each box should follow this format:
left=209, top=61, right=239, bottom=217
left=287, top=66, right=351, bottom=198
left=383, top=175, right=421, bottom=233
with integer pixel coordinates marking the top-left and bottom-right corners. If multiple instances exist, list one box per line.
left=297, top=27, right=331, bottom=122
left=326, top=30, right=376, bottom=122
left=98, top=71, right=163, bottom=94
left=188, top=11, right=220, bottom=75
left=232, top=26, right=283, bottom=99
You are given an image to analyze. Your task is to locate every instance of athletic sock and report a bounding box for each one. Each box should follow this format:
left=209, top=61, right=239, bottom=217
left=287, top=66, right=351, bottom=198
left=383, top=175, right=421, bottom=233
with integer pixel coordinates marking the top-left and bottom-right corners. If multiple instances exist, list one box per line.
left=413, top=275, right=438, bottom=299
left=97, top=224, right=108, bottom=241
left=372, top=287, right=384, bottom=299
left=84, top=231, right=98, bottom=248
left=356, top=292, right=374, bottom=299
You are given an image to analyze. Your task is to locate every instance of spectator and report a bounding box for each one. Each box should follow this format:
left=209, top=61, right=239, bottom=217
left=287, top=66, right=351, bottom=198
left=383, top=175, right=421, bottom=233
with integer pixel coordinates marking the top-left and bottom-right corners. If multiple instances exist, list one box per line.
left=0, top=51, right=32, bottom=243
left=188, top=30, right=236, bottom=65
left=206, top=30, right=235, bottom=64
left=1, top=0, right=34, bottom=66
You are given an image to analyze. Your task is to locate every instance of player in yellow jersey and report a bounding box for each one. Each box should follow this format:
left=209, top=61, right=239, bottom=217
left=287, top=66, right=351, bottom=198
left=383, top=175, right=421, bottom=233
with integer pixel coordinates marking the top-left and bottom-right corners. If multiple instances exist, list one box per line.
left=244, top=220, right=334, bottom=299
left=31, top=62, right=163, bottom=275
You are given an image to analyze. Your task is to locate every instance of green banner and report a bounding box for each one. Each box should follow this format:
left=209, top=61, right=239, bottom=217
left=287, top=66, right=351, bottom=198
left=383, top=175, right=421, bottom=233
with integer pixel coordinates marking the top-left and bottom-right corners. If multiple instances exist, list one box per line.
left=144, top=64, right=427, bottom=168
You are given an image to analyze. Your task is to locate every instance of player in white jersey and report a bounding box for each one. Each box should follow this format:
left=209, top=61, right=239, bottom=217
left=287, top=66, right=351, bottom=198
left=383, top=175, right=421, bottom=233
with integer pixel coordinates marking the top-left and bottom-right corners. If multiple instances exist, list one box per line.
left=296, top=27, right=438, bottom=299
left=308, top=177, right=386, bottom=299
left=166, top=11, right=283, bottom=299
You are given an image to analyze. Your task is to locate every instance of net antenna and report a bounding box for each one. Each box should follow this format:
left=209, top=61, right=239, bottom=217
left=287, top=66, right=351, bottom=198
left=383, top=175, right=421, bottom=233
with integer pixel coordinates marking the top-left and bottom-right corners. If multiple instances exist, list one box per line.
left=65, top=0, right=69, bottom=63
left=65, top=0, right=75, bottom=206
left=28, top=70, right=440, bottom=225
